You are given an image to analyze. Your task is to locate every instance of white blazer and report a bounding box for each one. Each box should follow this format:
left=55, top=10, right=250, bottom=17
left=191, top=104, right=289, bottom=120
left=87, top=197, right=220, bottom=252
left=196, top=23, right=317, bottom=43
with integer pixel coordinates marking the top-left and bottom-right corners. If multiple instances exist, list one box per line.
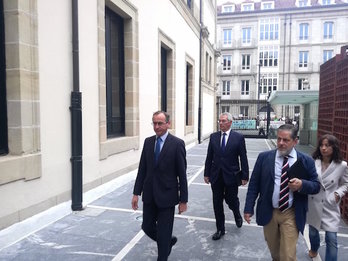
left=307, top=160, right=348, bottom=232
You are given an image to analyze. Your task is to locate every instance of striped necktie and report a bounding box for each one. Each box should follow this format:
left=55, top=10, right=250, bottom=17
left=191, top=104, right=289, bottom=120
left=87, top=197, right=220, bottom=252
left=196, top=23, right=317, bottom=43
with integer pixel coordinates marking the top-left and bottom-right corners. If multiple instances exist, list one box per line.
left=279, top=155, right=290, bottom=212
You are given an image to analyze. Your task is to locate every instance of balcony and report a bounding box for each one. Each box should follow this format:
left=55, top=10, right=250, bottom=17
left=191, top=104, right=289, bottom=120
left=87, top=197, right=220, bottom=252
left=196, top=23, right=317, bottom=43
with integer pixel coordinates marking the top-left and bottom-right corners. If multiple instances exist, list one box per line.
left=294, top=62, right=313, bottom=73
left=219, top=90, right=258, bottom=100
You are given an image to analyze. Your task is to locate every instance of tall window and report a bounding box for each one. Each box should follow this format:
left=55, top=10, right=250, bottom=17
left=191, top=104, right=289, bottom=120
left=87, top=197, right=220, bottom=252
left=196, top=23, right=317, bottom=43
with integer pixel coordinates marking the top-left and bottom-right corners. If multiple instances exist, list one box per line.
left=298, top=78, right=307, bottom=90
left=222, top=80, right=231, bottom=95
left=160, top=47, right=168, bottom=111
left=324, top=21, right=333, bottom=39
left=185, top=62, right=193, bottom=127
left=221, top=106, right=230, bottom=113
left=0, top=0, right=8, bottom=155
left=322, top=0, right=332, bottom=5
left=222, top=5, right=234, bottom=13
left=298, top=0, right=309, bottom=7
left=261, top=73, right=277, bottom=94
left=223, top=29, right=232, bottom=46
left=242, top=3, right=253, bottom=11
left=299, top=51, right=309, bottom=67
left=259, top=46, right=278, bottom=67
left=242, top=54, right=251, bottom=70
left=240, top=106, right=249, bottom=117
left=222, top=55, right=232, bottom=71
left=241, top=80, right=250, bottom=95
left=299, top=23, right=309, bottom=40
left=242, top=27, right=251, bottom=44
left=260, top=18, right=279, bottom=41
left=187, top=0, right=193, bottom=10
left=323, top=50, right=334, bottom=63
left=262, top=2, right=274, bottom=9
left=105, top=8, right=125, bottom=138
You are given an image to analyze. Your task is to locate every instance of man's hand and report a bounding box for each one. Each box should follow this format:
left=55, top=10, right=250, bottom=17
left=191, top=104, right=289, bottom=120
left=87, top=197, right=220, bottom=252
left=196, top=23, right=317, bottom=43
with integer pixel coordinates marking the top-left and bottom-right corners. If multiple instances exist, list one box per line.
left=178, top=202, right=187, bottom=214
left=288, top=178, right=302, bottom=192
left=244, top=213, right=252, bottom=224
left=204, top=176, right=210, bottom=184
left=131, top=195, right=139, bottom=210
left=241, top=180, right=248, bottom=186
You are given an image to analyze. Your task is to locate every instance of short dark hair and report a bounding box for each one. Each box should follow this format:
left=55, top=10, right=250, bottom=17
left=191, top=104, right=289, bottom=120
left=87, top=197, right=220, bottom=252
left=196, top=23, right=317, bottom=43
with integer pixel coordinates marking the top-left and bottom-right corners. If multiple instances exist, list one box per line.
left=153, top=111, right=170, bottom=123
left=312, top=134, right=342, bottom=163
left=277, top=124, right=298, bottom=140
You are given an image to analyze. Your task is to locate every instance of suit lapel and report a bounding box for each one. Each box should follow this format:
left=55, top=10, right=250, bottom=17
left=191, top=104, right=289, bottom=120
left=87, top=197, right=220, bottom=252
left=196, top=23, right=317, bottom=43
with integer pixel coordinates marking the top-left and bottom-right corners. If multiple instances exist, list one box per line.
left=270, top=150, right=276, bottom=181
left=150, top=135, right=156, bottom=166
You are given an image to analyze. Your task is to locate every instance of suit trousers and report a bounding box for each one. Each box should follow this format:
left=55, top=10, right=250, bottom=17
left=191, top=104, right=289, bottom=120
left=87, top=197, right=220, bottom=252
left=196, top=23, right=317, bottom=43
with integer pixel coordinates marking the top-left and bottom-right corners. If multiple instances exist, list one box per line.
left=263, top=208, right=299, bottom=261
left=211, top=172, right=240, bottom=231
left=142, top=201, right=175, bottom=261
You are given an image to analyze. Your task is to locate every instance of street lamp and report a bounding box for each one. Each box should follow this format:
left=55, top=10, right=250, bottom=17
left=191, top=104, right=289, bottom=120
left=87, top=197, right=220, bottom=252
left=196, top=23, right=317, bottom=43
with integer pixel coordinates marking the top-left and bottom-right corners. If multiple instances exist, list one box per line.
left=266, top=90, right=271, bottom=138
left=257, top=63, right=262, bottom=117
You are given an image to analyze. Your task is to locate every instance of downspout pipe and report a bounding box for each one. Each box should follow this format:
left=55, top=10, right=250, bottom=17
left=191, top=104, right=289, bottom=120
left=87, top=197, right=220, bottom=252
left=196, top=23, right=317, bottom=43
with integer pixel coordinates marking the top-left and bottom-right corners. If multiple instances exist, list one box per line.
left=198, top=0, right=202, bottom=144
left=70, top=0, right=83, bottom=211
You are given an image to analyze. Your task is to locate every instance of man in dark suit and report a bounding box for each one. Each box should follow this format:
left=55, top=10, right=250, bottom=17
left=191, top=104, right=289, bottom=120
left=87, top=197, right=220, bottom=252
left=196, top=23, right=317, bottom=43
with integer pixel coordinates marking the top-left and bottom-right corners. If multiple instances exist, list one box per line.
left=204, top=112, right=249, bottom=240
left=132, top=111, right=188, bottom=261
left=244, top=124, right=320, bottom=261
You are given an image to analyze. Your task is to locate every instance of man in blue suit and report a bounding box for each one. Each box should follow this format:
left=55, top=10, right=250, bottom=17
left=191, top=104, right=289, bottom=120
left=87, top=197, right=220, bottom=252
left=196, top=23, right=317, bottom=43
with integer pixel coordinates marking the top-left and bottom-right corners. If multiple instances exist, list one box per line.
left=132, top=111, right=188, bottom=261
left=244, top=124, right=320, bottom=261
left=204, top=112, right=249, bottom=240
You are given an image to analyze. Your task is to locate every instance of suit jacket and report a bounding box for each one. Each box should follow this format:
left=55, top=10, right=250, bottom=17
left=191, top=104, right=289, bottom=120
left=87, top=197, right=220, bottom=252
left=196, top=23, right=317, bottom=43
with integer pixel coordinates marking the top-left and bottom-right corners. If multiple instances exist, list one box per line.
left=244, top=149, right=320, bottom=233
left=204, top=130, right=249, bottom=185
left=133, top=133, right=188, bottom=208
left=307, top=160, right=348, bottom=232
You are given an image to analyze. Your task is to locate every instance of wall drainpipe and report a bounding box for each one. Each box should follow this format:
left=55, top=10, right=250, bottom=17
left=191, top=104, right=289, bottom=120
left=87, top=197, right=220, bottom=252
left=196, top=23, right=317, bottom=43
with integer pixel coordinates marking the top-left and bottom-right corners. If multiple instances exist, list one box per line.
left=70, top=0, right=83, bottom=211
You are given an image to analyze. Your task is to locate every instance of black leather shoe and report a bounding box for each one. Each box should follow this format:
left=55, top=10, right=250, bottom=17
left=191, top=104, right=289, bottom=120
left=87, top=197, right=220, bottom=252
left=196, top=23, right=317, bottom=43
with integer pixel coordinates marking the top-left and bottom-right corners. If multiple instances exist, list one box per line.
left=168, top=236, right=177, bottom=256
left=236, top=217, right=243, bottom=228
left=212, top=230, right=225, bottom=240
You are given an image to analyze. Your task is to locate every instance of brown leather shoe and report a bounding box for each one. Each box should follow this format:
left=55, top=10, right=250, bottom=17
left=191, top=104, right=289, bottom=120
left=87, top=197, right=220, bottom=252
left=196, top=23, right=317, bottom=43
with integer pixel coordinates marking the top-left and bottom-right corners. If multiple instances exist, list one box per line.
left=308, top=250, right=318, bottom=258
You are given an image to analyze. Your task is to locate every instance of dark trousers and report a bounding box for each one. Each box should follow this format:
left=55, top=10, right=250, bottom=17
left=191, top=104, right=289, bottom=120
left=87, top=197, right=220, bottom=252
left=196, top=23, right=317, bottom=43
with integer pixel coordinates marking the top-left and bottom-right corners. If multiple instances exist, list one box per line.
left=142, top=201, right=175, bottom=261
left=211, top=173, right=240, bottom=231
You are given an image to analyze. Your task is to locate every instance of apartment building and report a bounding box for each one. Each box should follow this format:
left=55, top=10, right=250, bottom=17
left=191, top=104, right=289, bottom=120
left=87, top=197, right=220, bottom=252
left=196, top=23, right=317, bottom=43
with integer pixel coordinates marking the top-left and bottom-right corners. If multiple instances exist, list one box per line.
left=0, top=0, right=217, bottom=229
left=217, top=0, right=348, bottom=122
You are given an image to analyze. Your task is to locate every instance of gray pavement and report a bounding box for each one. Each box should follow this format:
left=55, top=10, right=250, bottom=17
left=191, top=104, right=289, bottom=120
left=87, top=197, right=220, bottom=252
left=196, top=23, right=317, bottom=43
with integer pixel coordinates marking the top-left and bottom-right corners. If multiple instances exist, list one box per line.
left=0, top=138, right=348, bottom=261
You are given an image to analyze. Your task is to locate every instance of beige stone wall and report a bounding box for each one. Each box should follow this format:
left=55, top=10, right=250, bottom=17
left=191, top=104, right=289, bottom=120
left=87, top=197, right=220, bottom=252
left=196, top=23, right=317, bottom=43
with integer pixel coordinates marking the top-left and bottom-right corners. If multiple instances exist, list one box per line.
left=0, top=0, right=41, bottom=185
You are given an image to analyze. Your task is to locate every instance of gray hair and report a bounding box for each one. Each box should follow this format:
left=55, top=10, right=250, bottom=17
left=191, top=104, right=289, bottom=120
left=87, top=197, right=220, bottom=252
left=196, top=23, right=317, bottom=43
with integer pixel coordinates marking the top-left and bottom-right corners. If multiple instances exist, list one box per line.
left=220, top=112, right=232, bottom=121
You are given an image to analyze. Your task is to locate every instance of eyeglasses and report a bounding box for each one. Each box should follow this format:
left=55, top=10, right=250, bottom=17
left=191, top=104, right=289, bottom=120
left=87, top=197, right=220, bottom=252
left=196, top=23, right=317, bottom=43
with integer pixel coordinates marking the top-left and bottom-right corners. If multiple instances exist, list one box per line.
left=218, top=120, right=230, bottom=123
left=151, top=121, right=167, bottom=126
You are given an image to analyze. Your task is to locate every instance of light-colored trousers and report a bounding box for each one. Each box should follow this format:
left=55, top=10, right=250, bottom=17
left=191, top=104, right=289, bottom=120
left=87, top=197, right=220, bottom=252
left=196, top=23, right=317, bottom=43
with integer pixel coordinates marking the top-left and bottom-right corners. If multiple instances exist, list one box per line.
left=263, top=208, right=299, bottom=261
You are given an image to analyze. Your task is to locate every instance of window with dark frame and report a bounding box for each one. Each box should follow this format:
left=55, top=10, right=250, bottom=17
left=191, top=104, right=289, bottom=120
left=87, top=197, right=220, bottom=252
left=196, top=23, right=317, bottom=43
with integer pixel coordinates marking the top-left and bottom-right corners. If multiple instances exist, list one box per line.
left=0, top=0, right=8, bottom=155
left=187, top=0, right=193, bottom=10
left=160, top=47, right=168, bottom=112
left=105, top=7, right=125, bottom=138
left=185, top=63, right=190, bottom=126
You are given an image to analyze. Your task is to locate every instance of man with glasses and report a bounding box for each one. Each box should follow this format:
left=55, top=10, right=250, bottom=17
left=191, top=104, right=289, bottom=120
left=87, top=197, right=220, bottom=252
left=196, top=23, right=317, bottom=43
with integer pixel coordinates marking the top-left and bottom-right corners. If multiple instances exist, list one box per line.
left=204, top=112, right=249, bottom=240
left=132, top=111, right=188, bottom=261
left=244, top=124, right=320, bottom=260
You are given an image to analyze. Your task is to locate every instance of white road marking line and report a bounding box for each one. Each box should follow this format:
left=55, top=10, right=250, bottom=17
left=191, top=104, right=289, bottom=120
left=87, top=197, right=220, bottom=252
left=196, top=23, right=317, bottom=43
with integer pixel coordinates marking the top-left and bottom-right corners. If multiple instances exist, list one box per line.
left=265, top=139, right=273, bottom=150
left=112, top=230, right=145, bottom=261
left=104, top=165, right=205, bottom=259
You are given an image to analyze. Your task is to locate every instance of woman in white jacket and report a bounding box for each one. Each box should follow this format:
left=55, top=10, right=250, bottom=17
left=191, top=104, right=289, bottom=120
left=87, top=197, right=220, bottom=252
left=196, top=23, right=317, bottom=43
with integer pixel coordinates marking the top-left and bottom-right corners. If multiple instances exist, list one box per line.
left=307, top=134, right=348, bottom=261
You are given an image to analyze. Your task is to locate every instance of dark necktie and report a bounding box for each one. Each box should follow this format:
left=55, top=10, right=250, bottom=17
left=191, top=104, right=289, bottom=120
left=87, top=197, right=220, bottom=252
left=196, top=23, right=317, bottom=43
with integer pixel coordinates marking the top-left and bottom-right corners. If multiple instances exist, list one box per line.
left=221, top=132, right=226, bottom=152
left=279, top=155, right=290, bottom=212
left=154, top=137, right=162, bottom=164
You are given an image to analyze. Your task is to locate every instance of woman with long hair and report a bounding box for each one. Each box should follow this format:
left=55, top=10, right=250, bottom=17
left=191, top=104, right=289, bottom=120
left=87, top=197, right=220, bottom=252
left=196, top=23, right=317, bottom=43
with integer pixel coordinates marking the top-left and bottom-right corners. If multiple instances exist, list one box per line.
left=307, top=134, right=348, bottom=260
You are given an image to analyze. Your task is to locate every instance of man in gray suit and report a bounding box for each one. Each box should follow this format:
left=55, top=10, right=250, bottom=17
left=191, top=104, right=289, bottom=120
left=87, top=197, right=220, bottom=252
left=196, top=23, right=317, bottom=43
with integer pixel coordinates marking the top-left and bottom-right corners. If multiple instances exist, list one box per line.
left=204, top=112, right=249, bottom=240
